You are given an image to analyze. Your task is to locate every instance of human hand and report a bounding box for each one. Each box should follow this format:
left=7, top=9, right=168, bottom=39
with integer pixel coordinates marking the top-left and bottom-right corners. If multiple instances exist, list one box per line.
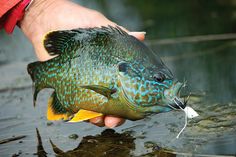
left=20, top=0, right=145, bottom=128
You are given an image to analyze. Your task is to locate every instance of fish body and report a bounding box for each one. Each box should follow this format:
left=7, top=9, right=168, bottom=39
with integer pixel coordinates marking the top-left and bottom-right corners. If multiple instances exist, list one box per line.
left=28, top=26, right=184, bottom=121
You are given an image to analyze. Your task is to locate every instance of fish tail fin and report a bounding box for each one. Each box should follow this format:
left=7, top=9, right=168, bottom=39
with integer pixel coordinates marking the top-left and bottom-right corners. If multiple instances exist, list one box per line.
left=27, top=61, right=49, bottom=107
left=27, top=61, right=40, bottom=82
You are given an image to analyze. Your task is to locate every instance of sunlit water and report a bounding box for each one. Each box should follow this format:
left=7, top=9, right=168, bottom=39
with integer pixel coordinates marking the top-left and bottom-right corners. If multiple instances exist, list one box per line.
left=0, top=0, right=236, bottom=156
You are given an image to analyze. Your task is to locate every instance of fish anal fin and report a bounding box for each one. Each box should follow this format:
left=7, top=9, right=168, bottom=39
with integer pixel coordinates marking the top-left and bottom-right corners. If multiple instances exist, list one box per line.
left=47, top=92, right=70, bottom=121
left=68, top=109, right=103, bottom=123
left=47, top=106, right=69, bottom=121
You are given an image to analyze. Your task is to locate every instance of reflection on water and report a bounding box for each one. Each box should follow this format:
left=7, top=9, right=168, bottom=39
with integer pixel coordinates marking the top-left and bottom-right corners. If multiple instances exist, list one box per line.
left=50, top=129, right=135, bottom=157
left=36, top=128, right=47, bottom=157
left=36, top=128, right=175, bottom=157
left=0, top=0, right=236, bottom=156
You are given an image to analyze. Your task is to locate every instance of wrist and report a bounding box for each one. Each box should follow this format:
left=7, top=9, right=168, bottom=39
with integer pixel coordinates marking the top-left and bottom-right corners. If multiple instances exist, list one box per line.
left=19, top=0, right=63, bottom=61
left=19, top=0, right=85, bottom=61
left=0, top=0, right=32, bottom=34
left=19, top=0, right=58, bottom=43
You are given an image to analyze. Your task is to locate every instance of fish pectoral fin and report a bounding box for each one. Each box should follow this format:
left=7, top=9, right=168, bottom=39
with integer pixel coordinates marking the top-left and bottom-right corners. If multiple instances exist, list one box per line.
left=68, top=109, right=103, bottom=123
left=80, top=85, right=116, bottom=99
left=47, top=91, right=70, bottom=121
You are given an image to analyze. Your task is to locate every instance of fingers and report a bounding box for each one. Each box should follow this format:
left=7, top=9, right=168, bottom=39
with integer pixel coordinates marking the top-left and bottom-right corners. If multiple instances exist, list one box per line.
left=104, top=116, right=125, bottom=128
left=89, top=116, right=125, bottom=128
left=89, top=116, right=105, bottom=127
left=116, top=25, right=146, bottom=41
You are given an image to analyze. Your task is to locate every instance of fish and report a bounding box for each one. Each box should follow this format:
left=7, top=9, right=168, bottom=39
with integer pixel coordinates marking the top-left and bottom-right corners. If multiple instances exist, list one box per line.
left=27, top=26, right=185, bottom=122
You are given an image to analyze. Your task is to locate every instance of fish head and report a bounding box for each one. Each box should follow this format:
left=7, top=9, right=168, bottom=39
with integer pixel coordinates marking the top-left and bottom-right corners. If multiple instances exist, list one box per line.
left=117, top=61, right=184, bottom=113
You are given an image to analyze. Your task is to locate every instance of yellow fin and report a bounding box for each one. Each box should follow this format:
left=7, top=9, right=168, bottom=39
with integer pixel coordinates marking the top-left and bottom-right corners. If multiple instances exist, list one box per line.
left=47, top=105, right=69, bottom=121
left=68, top=109, right=103, bottom=123
left=47, top=92, right=69, bottom=121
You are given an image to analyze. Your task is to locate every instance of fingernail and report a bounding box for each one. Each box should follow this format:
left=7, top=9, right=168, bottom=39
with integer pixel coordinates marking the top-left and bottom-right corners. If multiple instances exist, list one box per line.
left=129, top=31, right=146, bottom=35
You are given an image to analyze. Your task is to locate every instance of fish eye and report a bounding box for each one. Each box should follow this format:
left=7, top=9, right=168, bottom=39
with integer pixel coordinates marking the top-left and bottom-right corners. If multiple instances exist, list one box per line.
left=153, top=73, right=165, bottom=82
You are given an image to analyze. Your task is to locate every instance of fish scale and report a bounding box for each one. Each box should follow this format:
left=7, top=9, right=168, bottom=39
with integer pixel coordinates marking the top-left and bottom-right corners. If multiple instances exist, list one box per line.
left=27, top=26, right=184, bottom=121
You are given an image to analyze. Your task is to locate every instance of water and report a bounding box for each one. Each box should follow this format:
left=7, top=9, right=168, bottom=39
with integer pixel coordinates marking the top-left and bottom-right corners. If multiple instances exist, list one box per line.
left=0, top=0, right=236, bottom=156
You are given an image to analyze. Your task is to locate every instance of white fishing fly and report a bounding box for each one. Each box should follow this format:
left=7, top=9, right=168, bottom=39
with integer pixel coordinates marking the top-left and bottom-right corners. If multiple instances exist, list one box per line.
left=169, top=96, right=199, bottom=138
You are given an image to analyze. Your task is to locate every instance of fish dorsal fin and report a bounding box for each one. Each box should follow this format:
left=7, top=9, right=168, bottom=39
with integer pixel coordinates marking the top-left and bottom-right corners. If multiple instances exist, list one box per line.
left=80, top=85, right=116, bottom=98
left=43, top=26, right=128, bottom=56
left=68, top=109, right=103, bottom=123
left=47, top=92, right=70, bottom=121
left=44, top=30, right=79, bottom=56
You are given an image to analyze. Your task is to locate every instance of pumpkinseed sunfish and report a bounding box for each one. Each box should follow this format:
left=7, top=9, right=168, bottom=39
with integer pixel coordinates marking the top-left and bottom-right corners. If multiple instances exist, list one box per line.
left=27, top=26, right=186, bottom=122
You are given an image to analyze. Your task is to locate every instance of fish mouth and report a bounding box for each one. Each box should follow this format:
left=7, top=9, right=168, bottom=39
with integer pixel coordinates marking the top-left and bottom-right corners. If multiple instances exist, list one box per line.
left=169, top=97, right=186, bottom=109
left=164, top=81, right=186, bottom=109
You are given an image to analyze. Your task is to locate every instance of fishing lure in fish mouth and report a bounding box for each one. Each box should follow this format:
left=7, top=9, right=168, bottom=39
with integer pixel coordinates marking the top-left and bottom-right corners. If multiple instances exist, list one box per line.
left=166, top=95, right=199, bottom=138
left=27, top=25, right=198, bottom=132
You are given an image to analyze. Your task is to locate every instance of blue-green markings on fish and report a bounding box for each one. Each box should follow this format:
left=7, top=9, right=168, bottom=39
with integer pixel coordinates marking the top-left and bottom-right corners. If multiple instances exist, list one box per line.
left=27, top=26, right=184, bottom=122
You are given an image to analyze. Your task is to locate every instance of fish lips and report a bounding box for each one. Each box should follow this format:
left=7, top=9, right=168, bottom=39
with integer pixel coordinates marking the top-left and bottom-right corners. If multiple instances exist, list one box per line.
left=164, top=82, right=186, bottom=109
left=169, top=97, right=186, bottom=109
